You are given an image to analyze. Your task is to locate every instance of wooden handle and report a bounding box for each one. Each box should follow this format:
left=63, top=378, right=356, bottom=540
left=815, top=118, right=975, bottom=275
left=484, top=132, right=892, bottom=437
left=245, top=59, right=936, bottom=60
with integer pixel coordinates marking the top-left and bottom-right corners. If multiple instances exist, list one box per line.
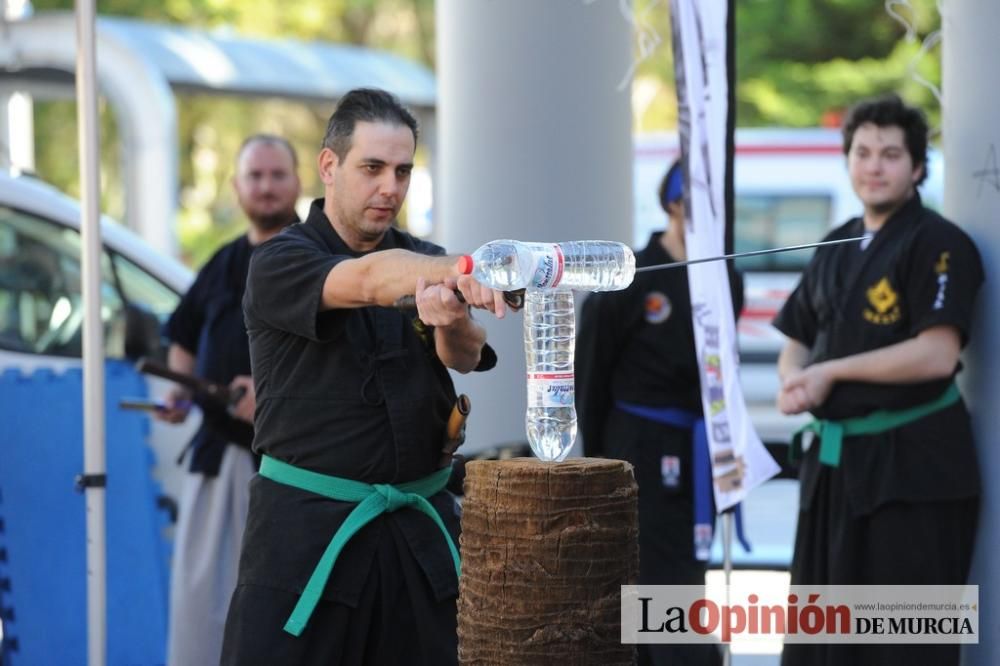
left=393, top=289, right=524, bottom=311
left=135, top=357, right=234, bottom=406
left=439, top=394, right=472, bottom=468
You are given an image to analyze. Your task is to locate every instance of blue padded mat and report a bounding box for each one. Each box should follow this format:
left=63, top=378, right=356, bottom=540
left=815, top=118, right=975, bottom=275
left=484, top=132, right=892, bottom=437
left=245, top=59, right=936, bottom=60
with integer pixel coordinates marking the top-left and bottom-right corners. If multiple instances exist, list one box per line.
left=0, top=361, right=170, bottom=665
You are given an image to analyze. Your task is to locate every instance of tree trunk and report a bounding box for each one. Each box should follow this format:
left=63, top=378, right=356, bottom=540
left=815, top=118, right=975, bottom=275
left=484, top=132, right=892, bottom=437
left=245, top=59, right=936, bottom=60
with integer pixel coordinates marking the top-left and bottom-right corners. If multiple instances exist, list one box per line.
left=459, top=458, right=639, bottom=665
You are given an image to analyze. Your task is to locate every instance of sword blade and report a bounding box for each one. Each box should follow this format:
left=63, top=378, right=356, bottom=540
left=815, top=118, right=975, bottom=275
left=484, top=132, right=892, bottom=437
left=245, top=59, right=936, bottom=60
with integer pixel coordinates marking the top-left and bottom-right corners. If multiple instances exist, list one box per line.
left=633, top=236, right=867, bottom=273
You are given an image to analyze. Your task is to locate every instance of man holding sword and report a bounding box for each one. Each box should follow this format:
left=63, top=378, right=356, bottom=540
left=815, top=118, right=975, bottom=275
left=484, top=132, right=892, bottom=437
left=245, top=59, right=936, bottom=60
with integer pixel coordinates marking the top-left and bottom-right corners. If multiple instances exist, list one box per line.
left=221, top=88, right=505, bottom=665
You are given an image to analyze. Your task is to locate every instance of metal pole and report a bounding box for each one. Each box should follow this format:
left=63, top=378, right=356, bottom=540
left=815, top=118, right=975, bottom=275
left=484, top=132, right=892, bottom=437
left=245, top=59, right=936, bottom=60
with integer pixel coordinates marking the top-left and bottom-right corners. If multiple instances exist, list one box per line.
left=721, top=511, right=733, bottom=666
left=74, top=0, right=106, bottom=663
left=633, top=236, right=866, bottom=274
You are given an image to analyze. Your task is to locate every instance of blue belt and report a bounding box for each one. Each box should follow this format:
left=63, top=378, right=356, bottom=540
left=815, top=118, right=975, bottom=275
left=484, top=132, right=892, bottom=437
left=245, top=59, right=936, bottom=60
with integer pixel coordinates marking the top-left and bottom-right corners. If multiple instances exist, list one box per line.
left=615, top=401, right=751, bottom=560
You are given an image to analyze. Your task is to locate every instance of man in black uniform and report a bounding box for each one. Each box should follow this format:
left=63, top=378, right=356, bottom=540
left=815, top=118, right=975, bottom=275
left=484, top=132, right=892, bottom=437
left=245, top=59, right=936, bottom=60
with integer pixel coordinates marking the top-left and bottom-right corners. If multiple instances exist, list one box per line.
left=220, top=89, right=507, bottom=665
left=156, top=134, right=301, bottom=666
left=775, top=94, right=983, bottom=666
left=576, top=161, right=740, bottom=666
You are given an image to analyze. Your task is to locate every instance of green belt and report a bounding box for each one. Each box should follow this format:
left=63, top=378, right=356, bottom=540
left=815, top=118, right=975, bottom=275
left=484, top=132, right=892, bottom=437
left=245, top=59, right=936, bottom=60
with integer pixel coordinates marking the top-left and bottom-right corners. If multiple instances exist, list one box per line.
left=258, top=455, right=460, bottom=637
left=790, top=382, right=961, bottom=468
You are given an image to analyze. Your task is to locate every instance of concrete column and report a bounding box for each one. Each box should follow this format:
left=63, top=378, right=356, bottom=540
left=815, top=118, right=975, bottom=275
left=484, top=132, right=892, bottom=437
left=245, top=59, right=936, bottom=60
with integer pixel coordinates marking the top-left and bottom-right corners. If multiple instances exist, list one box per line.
left=943, top=3, right=1000, bottom=663
left=0, top=0, right=34, bottom=172
left=435, top=0, right=633, bottom=454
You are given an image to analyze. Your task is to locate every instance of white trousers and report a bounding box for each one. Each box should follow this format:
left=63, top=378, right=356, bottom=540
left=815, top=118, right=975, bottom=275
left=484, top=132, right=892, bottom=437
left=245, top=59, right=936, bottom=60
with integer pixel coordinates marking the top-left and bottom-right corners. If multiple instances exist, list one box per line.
left=166, top=446, right=255, bottom=666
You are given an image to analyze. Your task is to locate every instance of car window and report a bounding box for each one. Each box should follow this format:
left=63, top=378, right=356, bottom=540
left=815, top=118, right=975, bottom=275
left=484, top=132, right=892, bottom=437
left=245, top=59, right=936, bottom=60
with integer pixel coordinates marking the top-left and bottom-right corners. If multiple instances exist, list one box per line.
left=0, top=204, right=179, bottom=358
left=734, top=194, right=832, bottom=271
left=110, top=253, right=180, bottom=324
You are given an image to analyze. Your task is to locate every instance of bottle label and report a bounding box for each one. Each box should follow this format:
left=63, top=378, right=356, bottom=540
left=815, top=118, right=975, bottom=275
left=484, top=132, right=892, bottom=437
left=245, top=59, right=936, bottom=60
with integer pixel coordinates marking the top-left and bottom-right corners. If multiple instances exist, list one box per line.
left=529, top=244, right=564, bottom=289
left=526, top=372, right=575, bottom=408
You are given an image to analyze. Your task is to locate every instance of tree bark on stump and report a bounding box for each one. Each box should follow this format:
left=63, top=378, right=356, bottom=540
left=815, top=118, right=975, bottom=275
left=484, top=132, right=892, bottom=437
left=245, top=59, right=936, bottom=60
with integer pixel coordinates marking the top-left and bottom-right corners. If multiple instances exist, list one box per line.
left=458, top=458, right=639, bottom=665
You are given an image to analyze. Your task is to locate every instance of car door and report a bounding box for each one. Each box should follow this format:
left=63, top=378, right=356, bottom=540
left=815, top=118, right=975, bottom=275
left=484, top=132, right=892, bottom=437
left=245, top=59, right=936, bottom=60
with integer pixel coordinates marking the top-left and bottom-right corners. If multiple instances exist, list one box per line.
left=0, top=201, right=179, bottom=363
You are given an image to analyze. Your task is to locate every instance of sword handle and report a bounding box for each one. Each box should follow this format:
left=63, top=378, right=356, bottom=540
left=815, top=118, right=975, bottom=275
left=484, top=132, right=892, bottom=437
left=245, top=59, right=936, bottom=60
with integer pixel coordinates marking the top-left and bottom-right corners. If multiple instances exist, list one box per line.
left=394, top=289, right=525, bottom=311
left=135, top=357, right=236, bottom=407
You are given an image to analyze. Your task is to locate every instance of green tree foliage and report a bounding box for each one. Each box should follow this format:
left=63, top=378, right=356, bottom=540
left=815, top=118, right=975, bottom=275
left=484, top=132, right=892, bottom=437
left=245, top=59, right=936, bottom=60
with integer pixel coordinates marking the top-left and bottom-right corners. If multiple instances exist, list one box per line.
left=29, top=0, right=433, bottom=266
left=630, top=0, right=942, bottom=131
left=33, top=0, right=434, bottom=59
left=172, top=97, right=331, bottom=267
left=735, top=0, right=942, bottom=129
left=23, top=0, right=941, bottom=265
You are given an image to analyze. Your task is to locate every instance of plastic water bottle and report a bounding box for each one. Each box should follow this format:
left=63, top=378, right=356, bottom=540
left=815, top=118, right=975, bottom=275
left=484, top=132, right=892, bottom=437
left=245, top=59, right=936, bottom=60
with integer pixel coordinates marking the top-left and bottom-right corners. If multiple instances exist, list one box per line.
left=523, top=288, right=577, bottom=462
left=458, top=240, right=636, bottom=292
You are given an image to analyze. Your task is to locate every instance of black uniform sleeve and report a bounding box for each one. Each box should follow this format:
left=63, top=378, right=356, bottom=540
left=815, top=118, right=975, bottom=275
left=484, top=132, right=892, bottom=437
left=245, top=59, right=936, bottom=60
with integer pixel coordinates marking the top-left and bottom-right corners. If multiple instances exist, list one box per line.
left=576, top=288, right=635, bottom=457
left=164, top=255, right=216, bottom=353
left=729, top=266, right=745, bottom=320
left=774, top=220, right=859, bottom=346
left=474, top=342, right=498, bottom=372
left=410, top=237, right=448, bottom=257
left=905, top=220, right=984, bottom=346
left=243, top=232, right=348, bottom=342
left=772, top=263, right=818, bottom=347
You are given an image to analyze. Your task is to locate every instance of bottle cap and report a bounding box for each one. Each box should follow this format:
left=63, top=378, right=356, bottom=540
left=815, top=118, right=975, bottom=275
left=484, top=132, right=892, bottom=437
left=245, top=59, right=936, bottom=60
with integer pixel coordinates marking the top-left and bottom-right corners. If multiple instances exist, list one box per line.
left=456, top=255, right=473, bottom=275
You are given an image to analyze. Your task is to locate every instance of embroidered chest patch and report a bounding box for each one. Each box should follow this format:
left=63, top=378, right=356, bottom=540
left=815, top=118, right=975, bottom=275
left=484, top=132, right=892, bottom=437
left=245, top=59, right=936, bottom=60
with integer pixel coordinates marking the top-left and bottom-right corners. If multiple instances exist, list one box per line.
left=644, top=291, right=672, bottom=324
left=864, top=277, right=902, bottom=325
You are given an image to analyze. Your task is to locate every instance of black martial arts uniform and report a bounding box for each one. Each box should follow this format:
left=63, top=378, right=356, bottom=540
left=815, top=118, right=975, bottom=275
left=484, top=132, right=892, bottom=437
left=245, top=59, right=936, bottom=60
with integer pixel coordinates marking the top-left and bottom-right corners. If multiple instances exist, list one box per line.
left=774, top=194, right=983, bottom=666
left=221, top=200, right=494, bottom=665
left=577, top=231, right=742, bottom=666
left=165, top=234, right=259, bottom=472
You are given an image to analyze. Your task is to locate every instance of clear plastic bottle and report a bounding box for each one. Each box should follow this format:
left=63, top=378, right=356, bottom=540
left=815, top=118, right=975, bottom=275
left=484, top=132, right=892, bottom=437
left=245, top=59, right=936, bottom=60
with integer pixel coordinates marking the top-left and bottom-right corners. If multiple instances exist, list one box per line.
left=459, top=239, right=636, bottom=292
left=523, top=288, right=577, bottom=462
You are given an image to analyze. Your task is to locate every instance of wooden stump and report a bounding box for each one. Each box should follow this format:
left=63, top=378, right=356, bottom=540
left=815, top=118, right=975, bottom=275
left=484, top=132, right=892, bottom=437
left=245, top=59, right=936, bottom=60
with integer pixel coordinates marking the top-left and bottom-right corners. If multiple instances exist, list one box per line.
left=458, top=458, right=639, bottom=665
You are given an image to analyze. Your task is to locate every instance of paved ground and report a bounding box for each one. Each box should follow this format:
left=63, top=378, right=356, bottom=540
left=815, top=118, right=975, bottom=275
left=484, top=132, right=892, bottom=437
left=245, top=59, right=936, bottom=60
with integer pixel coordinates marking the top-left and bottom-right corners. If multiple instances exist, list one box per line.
left=706, top=569, right=791, bottom=664
left=709, top=478, right=799, bottom=569
left=706, top=478, right=801, bottom=665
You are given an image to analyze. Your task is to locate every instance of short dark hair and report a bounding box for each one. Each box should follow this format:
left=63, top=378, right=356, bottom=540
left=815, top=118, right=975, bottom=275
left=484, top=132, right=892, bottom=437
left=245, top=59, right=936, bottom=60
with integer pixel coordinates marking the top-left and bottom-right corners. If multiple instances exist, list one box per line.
left=322, top=88, right=419, bottom=161
left=842, top=94, right=929, bottom=186
left=237, top=133, right=299, bottom=169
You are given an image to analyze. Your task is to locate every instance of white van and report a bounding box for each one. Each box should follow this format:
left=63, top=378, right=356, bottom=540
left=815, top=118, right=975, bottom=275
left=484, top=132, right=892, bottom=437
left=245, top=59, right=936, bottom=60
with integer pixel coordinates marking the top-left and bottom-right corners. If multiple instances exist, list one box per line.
left=634, top=129, right=944, bottom=447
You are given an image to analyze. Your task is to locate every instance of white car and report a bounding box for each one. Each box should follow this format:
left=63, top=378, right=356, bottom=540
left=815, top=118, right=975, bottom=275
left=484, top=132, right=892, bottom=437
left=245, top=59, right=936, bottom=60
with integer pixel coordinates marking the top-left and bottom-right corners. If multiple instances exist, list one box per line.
left=0, top=169, right=196, bottom=503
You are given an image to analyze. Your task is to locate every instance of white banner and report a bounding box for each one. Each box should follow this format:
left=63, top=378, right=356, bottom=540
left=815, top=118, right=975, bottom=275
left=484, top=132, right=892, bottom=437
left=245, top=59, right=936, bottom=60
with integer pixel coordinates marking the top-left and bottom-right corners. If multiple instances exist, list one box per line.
left=670, top=0, right=779, bottom=511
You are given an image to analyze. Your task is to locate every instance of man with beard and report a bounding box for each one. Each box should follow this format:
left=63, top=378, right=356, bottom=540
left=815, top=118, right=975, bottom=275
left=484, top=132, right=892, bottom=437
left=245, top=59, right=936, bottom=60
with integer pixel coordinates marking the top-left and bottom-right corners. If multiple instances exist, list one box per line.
left=221, top=88, right=506, bottom=665
left=775, top=95, right=982, bottom=666
left=155, top=134, right=302, bottom=666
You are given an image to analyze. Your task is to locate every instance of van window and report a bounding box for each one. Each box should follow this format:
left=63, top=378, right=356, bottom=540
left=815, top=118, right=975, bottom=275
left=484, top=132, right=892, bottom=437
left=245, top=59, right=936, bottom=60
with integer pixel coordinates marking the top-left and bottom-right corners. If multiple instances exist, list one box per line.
left=734, top=194, right=832, bottom=271
left=0, top=205, right=179, bottom=358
